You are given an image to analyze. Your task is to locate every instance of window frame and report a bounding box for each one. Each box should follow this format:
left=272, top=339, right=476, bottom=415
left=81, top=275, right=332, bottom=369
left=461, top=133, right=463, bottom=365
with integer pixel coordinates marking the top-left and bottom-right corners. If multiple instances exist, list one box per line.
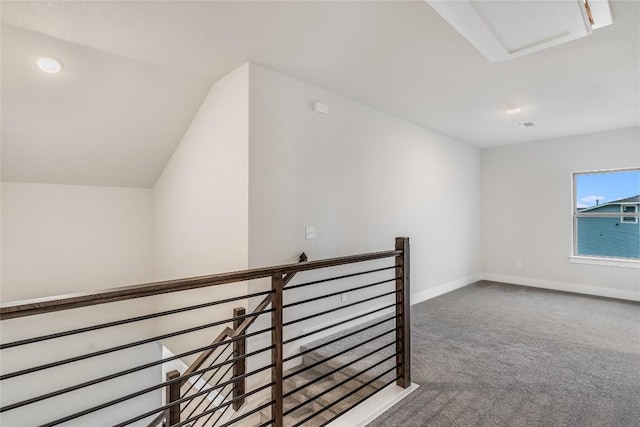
left=570, top=167, right=640, bottom=269
left=621, top=205, right=638, bottom=224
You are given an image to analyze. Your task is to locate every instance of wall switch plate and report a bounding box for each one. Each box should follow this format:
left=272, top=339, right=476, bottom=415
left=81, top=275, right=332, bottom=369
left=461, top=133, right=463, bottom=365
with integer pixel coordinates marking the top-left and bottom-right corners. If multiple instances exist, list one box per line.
left=516, top=261, right=522, bottom=269
left=305, top=226, right=316, bottom=239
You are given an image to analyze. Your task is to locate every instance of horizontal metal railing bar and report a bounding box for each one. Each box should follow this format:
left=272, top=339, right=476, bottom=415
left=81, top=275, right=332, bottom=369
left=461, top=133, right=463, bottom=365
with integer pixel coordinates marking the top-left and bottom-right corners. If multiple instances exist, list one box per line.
left=146, top=411, right=165, bottom=427
left=212, top=386, right=237, bottom=425
left=283, top=290, right=400, bottom=327
left=284, top=342, right=396, bottom=400
left=284, top=351, right=398, bottom=416
left=283, top=316, right=394, bottom=363
left=177, top=365, right=273, bottom=412
left=185, top=356, right=236, bottom=421
left=283, top=303, right=398, bottom=345
left=292, top=365, right=399, bottom=427
left=181, top=344, right=234, bottom=408
left=0, top=308, right=273, bottom=381
left=219, top=400, right=275, bottom=427
left=284, top=327, right=398, bottom=381
left=172, top=382, right=275, bottom=427
left=0, top=328, right=273, bottom=413
left=319, top=375, right=401, bottom=427
left=1, top=250, right=400, bottom=319
left=117, top=362, right=274, bottom=427
left=283, top=278, right=397, bottom=309
left=284, top=266, right=395, bottom=290
left=42, top=348, right=276, bottom=427
left=180, top=252, right=306, bottom=379
left=256, top=419, right=276, bottom=427
left=199, top=382, right=236, bottom=426
left=182, top=349, right=235, bottom=417
left=0, top=290, right=273, bottom=350
left=198, top=363, right=273, bottom=402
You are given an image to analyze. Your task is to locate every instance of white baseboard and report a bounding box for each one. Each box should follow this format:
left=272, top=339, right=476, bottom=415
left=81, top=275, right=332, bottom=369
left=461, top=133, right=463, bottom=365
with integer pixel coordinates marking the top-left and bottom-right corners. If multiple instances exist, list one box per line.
left=326, top=382, right=419, bottom=427
left=295, top=273, right=482, bottom=353
left=481, top=273, right=640, bottom=302
left=411, top=274, right=482, bottom=305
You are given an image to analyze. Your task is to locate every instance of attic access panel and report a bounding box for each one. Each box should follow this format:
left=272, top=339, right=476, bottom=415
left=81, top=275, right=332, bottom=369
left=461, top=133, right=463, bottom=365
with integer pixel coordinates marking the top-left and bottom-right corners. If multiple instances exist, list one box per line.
left=426, top=0, right=613, bottom=62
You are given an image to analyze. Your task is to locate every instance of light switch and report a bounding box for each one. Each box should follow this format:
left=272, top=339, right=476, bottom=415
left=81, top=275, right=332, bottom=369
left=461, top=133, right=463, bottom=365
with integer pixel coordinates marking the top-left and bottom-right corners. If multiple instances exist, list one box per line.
left=305, top=226, right=316, bottom=239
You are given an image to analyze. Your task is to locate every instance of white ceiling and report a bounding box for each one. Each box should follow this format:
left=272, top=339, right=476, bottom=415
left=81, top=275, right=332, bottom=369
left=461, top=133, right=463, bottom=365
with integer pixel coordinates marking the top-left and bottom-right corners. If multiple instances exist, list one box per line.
left=1, top=0, right=638, bottom=188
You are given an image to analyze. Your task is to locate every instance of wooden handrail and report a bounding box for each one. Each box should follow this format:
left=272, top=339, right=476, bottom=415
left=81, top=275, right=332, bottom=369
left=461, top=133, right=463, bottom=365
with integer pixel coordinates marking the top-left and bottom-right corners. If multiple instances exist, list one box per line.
left=2, top=239, right=410, bottom=427
left=181, top=253, right=308, bottom=380
left=1, top=251, right=398, bottom=320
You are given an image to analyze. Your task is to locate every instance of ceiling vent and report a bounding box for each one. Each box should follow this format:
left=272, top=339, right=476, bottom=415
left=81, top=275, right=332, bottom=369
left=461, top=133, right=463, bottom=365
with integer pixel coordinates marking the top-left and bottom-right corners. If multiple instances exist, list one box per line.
left=426, top=0, right=612, bottom=62
left=518, top=122, right=536, bottom=128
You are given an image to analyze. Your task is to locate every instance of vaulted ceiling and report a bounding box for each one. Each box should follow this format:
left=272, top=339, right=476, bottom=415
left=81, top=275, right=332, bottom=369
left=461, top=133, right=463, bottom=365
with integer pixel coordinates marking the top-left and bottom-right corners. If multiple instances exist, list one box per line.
left=2, top=1, right=638, bottom=188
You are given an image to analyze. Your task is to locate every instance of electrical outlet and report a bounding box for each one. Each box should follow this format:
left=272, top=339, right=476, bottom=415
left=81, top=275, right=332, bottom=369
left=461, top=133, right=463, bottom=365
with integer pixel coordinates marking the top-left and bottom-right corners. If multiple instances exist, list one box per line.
left=340, top=294, right=347, bottom=303
left=516, top=261, right=523, bottom=269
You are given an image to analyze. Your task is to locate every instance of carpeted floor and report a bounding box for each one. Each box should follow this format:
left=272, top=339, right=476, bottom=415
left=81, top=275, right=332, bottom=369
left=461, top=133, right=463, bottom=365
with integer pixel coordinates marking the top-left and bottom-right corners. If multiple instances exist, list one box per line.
left=366, top=280, right=640, bottom=427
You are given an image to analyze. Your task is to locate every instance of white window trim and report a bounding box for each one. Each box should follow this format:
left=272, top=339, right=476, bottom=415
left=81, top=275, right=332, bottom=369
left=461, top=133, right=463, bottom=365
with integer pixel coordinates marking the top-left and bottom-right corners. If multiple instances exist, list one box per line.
left=621, top=205, right=638, bottom=224
left=570, top=256, right=640, bottom=269
left=571, top=167, right=640, bottom=265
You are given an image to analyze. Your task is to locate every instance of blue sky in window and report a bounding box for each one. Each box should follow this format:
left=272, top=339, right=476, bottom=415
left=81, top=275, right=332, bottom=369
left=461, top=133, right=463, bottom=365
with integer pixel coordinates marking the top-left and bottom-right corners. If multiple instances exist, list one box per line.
left=576, top=170, right=640, bottom=208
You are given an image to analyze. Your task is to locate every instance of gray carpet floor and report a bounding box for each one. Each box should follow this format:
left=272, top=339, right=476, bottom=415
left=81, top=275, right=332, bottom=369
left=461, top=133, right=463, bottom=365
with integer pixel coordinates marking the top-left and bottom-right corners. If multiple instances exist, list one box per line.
left=366, top=280, right=640, bottom=427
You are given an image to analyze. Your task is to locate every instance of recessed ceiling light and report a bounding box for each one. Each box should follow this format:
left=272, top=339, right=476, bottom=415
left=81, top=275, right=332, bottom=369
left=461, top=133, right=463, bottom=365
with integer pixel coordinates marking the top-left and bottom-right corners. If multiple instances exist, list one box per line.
left=36, top=56, right=63, bottom=73
left=505, top=107, right=522, bottom=114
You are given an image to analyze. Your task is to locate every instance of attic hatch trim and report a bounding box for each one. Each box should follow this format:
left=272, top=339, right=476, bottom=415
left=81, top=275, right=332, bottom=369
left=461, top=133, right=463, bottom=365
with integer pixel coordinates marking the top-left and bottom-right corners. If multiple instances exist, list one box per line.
left=426, top=0, right=613, bottom=62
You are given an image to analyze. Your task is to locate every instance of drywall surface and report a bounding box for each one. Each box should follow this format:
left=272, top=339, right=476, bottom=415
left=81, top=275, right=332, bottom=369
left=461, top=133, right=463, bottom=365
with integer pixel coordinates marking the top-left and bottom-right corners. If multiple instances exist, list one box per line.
left=248, top=63, right=481, bottom=308
left=1, top=182, right=154, bottom=302
left=153, top=63, right=249, bottom=281
left=0, top=182, right=158, bottom=425
left=152, top=63, right=250, bottom=361
left=481, top=127, right=640, bottom=300
left=0, top=305, right=161, bottom=426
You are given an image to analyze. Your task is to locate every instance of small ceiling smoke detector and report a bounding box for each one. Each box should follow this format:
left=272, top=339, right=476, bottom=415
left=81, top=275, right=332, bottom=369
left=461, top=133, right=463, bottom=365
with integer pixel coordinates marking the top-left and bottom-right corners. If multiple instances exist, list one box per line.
left=505, top=107, right=522, bottom=114
left=36, top=56, right=63, bottom=73
left=518, top=122, right=536, bottom=128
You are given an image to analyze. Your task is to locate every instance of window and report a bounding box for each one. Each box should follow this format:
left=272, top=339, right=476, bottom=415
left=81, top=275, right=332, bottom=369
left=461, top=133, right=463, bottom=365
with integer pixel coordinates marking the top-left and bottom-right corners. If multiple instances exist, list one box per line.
left=572, top=168, right=640, bottom=265
left=621, top=205, right=638, bottom=224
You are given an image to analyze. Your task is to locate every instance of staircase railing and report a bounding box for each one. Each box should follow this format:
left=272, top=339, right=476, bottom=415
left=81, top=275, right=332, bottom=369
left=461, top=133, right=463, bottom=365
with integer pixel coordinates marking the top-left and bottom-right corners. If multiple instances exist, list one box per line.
left=145, top=253, right=308, bottom=427
left=0, top=237, right=410, bottom=427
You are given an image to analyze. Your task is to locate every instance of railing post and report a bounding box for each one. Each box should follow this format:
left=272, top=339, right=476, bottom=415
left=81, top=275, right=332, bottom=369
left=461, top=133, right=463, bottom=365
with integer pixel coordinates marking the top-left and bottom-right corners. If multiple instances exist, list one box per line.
left=271, top=274, right=284, bottom=427
left=165, top=370, right=181, bottom=426
left=232, top=306, right=246, bottom=410
left=395, top=237, right=411, bottom=388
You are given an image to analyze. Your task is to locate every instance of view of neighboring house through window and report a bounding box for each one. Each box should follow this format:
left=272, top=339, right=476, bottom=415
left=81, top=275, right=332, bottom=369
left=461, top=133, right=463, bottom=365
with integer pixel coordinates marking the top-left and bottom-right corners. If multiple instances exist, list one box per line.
left=573, top=168, right=640, bottom=260
left=621, top=205, right=638, bottom=224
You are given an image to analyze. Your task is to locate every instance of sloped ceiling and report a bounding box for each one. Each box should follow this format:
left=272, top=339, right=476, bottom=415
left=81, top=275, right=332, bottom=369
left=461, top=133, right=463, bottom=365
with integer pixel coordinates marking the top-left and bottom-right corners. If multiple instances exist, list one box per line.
left=1, top=24, right=211, bottom=188
left=1, top=1, right=638, bottom=188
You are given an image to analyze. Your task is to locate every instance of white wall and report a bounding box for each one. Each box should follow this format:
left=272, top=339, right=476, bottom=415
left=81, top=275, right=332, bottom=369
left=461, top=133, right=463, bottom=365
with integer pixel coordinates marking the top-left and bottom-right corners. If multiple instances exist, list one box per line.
left=152, top=63, right=250, bottom=361
left=248, top=63, right=482, bottom=302
left=153, top=64, right=249, bottom=281
left=1, top=182, right=154, bottom=302
left=481, top=126, right=640, bottom=301
left=0, top=182, right=159, bottom=426
left=245, top=64, right=482, bottom=387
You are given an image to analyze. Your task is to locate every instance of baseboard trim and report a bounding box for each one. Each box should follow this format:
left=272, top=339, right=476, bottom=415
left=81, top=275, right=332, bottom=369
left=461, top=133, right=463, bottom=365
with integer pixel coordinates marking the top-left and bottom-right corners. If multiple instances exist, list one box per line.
left=412, top=274, right=482, bottom=305
left=299, top=273, right=483, bottom=334
left=326, top=382, right=419, bottom=427
left=481, top=273, right=640, bottom=302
